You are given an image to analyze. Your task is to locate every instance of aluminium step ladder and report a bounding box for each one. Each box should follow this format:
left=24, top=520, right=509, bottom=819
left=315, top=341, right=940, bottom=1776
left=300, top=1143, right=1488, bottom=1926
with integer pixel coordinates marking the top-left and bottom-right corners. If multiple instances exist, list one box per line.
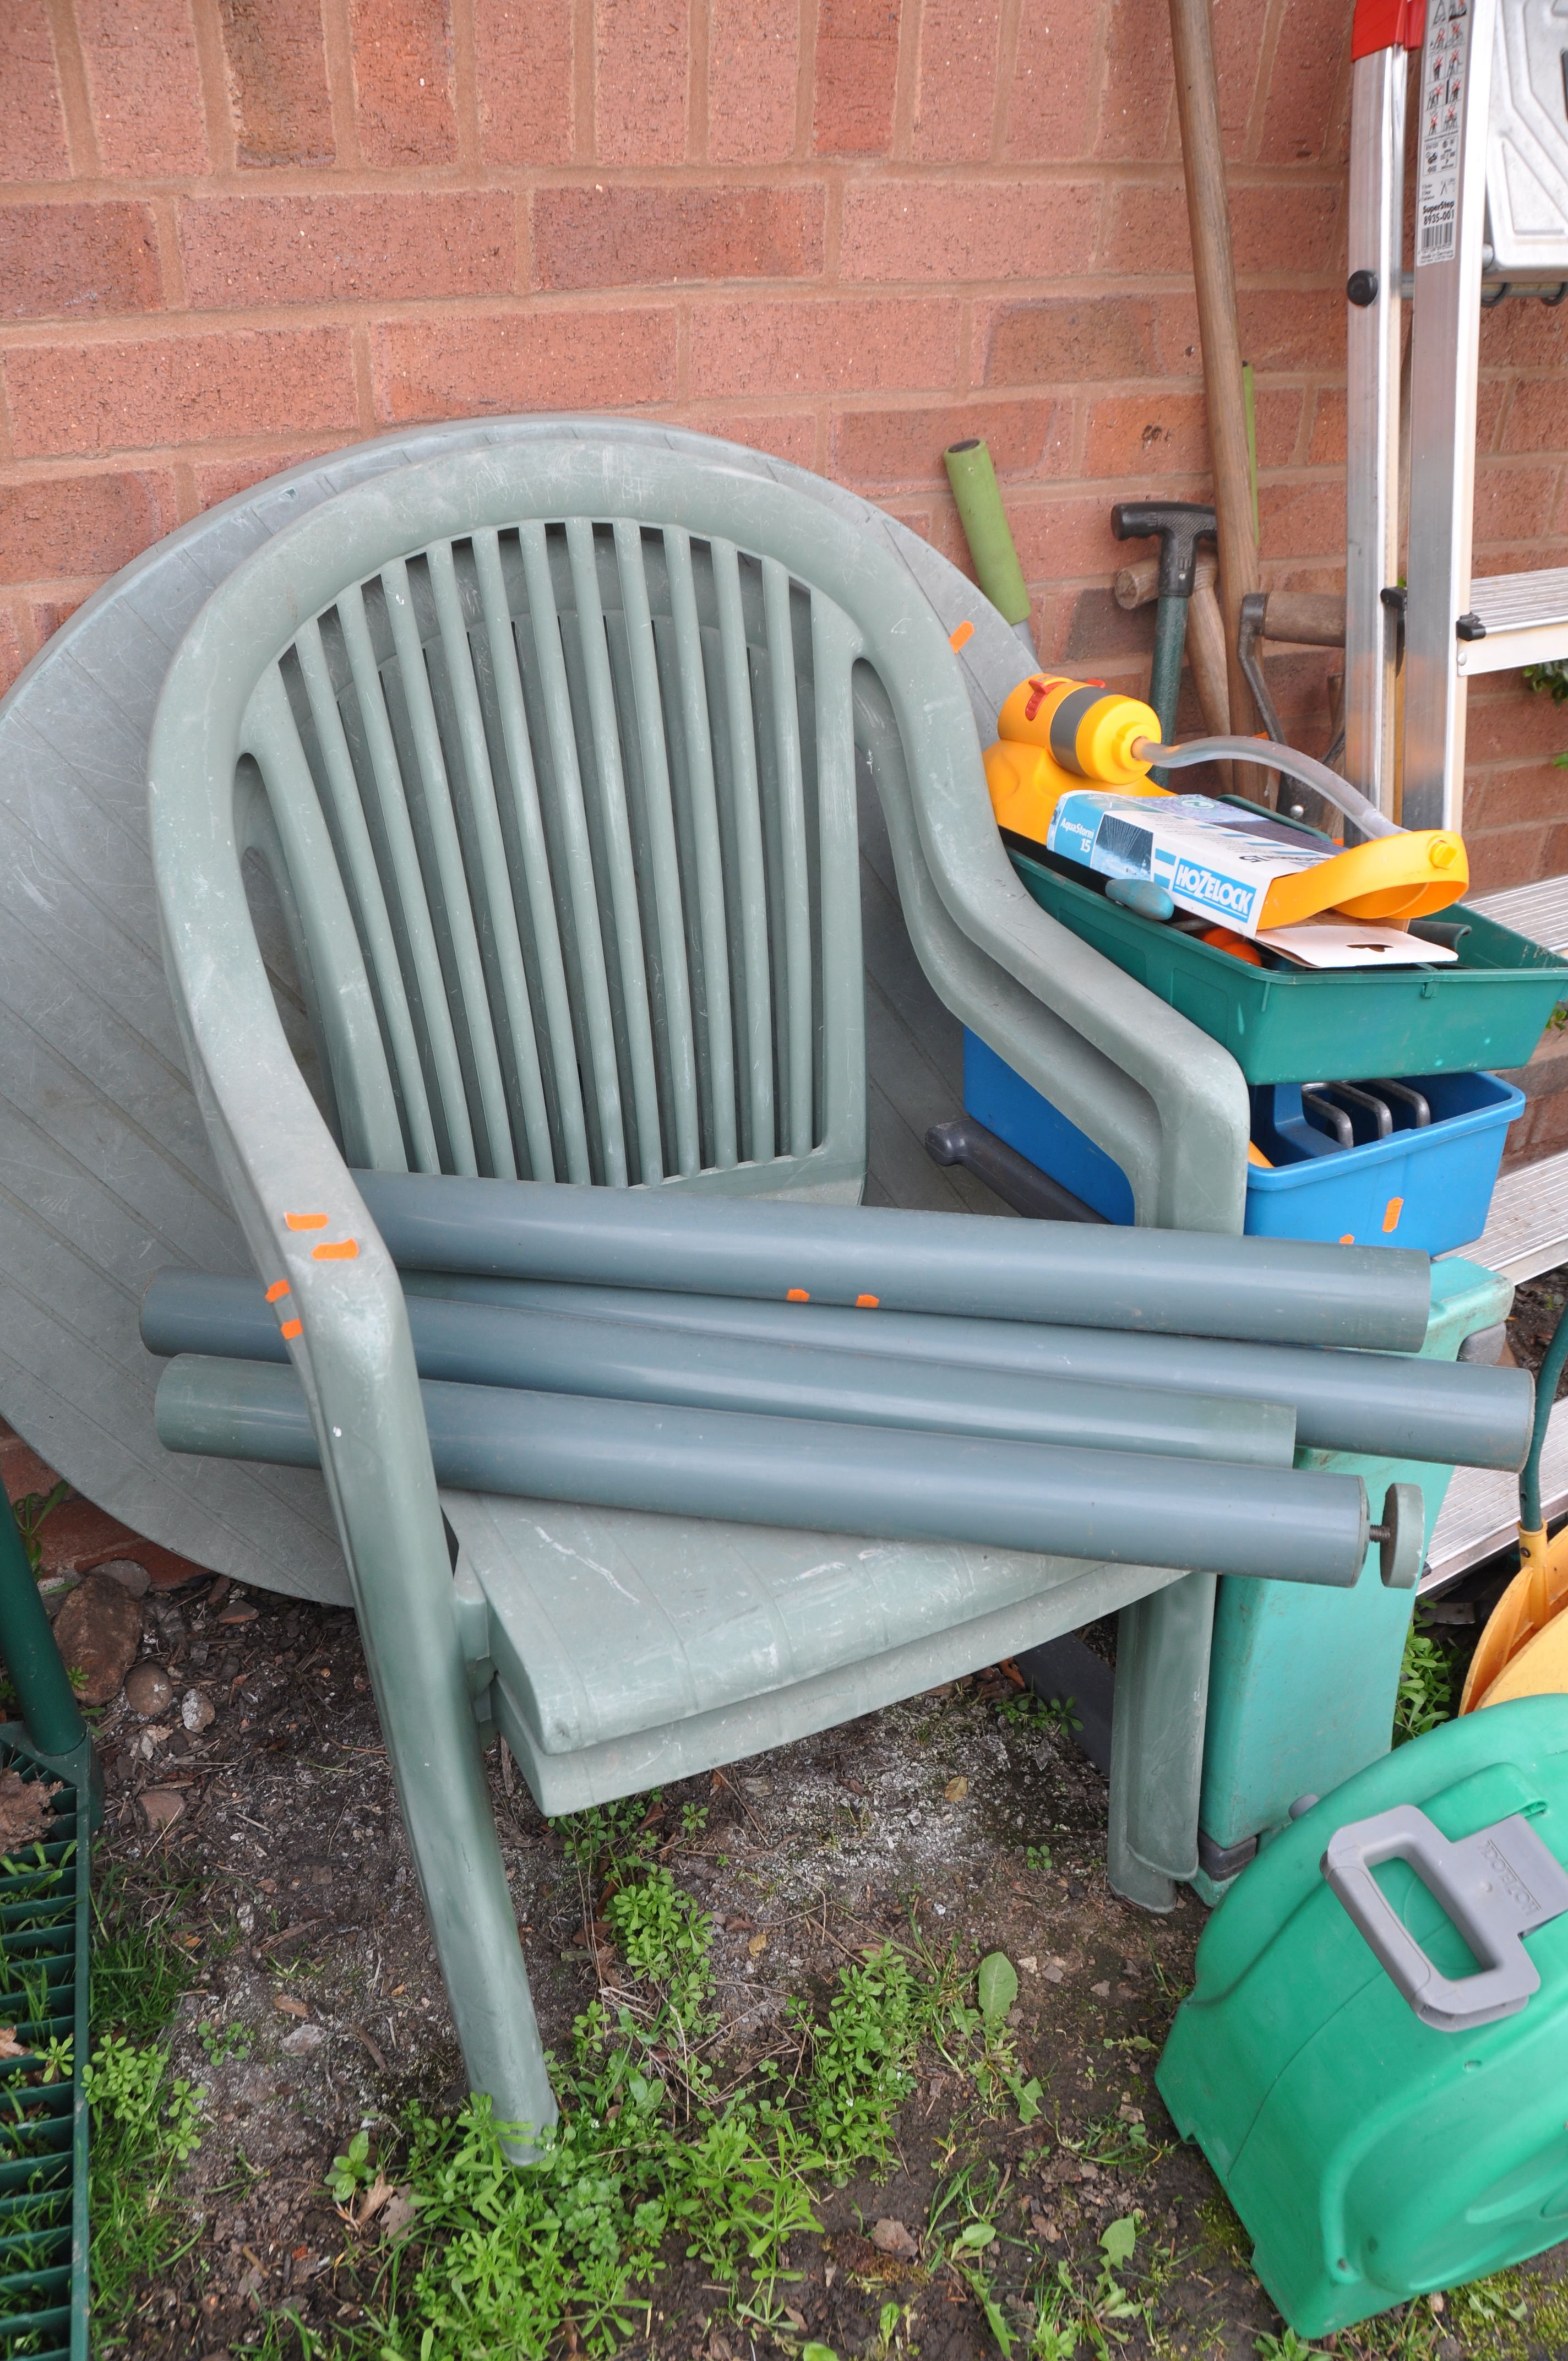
left=1347, top=2, right=1568, bottom=1276
left=1347, top=0, right=1568, bottom=825
left=1425, top=873, right=1568, bottom=1591
left=1428, top=895, right=1568, bottom=1589
left=1349, top=4, right=1568, bottom=1588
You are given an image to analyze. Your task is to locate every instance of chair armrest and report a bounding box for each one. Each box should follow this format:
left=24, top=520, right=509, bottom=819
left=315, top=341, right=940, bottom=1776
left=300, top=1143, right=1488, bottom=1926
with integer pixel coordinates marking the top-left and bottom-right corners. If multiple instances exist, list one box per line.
left=856, top=673, right=1249, bottom=1234
left=149, top=596, right=450, bottom=1615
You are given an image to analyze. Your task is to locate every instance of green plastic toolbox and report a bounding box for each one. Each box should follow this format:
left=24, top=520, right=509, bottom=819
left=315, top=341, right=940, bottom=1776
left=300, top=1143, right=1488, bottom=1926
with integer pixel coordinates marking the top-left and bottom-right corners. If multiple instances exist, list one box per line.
left=1009, top=846, right=1568, bottom=1084
left=1158, top=1696, right=1568, bottom=2338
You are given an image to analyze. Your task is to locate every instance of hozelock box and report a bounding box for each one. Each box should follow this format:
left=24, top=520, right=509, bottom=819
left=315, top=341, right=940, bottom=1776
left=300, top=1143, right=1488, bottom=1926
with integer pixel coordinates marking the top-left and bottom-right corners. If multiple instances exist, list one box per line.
left=1047, top=788, right=1357, bottom=936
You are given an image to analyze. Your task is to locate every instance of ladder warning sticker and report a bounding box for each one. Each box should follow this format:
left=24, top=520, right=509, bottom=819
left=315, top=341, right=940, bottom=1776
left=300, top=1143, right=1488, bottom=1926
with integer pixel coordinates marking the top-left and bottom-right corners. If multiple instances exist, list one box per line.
left=1417, top=0, right=1467, bottom=266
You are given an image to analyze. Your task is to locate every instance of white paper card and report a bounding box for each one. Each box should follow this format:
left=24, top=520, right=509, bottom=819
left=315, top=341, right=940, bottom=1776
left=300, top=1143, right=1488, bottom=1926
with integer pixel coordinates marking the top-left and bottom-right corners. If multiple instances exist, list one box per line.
left=1253, top=919, right=1458, bottom=970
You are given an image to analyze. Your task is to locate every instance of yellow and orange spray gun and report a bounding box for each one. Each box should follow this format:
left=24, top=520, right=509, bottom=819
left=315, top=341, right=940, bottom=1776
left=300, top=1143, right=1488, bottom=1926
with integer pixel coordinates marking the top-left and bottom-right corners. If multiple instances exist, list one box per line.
left=984, top=674, right=1468, bottom=933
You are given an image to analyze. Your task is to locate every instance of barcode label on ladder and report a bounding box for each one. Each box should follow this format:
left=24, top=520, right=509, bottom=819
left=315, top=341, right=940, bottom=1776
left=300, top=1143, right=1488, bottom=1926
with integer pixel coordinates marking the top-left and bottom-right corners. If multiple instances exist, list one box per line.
left=1418, top=204, right=1456, bottom=265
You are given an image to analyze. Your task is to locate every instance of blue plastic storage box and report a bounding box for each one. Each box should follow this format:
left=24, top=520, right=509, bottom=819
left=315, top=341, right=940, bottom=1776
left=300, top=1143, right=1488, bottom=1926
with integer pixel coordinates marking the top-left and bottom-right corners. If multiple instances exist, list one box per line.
left=963, top=1032, right=1524, bottom=1254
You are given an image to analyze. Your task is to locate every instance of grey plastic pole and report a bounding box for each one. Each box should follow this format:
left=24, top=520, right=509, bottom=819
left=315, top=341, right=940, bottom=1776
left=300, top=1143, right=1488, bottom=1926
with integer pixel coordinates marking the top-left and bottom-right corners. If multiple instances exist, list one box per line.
left=396, top=1273, right=1534, bottom=1473
left=351, top=1170, right=1433, bottom=1354
left=141, top=1272, right=1297, bottom=1470
left=155, top=1353, right=1373, bottom=1588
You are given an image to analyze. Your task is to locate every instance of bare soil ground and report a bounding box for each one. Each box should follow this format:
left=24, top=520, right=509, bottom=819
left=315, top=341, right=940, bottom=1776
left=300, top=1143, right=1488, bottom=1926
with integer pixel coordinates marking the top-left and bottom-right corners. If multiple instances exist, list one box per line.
left=88, top=1586, right=1564, bottom=2361
left=14, top=1271, right=1568, bottom=2360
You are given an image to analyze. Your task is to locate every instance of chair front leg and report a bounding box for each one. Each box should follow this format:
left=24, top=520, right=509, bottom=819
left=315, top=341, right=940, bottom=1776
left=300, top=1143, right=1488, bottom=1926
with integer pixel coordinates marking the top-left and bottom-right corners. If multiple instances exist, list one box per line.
left=319, top=1366, right=559, bottom=2160
left=1106, top=1572, right=1215, bottom=1912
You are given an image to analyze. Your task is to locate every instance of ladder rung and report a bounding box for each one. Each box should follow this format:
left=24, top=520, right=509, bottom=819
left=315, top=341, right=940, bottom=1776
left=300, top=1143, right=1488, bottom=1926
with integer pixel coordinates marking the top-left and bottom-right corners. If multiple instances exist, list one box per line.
left=1470, top=874, right=1568, bottom=955
left=1424, top=1395, right=1568, bottom=1593
left=1449, top=1141, right=1568, bottom=1284
left=1458, top=569, right=1568, bottom=674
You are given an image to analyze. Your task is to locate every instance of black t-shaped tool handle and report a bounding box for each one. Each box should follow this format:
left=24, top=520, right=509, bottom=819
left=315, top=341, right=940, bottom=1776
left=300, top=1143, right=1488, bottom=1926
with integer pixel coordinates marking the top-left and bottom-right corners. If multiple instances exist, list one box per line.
left=1112, top=501, right=1218, bottom=600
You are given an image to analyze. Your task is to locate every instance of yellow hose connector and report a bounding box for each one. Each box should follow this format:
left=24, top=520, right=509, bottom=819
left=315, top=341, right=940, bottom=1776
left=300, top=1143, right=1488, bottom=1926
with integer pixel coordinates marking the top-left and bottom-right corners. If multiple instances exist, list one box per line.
left=986, top=676, right=1168, bottom=844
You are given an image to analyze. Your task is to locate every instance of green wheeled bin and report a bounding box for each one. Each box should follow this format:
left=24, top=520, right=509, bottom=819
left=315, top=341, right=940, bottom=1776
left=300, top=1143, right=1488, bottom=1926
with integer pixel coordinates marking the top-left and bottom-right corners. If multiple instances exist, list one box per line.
left=1158, top=1695, right=1568, bottom=2338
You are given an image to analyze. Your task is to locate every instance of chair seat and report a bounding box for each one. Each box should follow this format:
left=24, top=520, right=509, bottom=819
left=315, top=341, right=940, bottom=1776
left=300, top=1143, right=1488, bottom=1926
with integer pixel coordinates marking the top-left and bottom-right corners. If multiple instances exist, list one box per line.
left=444, top=1487, right=1180, bottom=1815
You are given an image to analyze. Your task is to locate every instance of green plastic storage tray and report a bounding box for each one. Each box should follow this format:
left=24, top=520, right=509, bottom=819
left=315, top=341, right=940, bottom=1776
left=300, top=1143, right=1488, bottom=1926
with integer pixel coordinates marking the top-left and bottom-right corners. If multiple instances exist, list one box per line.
left=1010, top=846, right=1568, bottom=1084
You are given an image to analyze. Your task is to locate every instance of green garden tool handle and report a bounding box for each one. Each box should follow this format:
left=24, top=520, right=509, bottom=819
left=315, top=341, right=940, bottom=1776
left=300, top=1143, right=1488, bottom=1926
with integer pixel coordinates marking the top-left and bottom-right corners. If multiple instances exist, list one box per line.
left=0, top=1489, right=87, bottom=1759
left=944, top=438, right=1035, bottom=642
left=1111, top=501, right=1217, bottom=777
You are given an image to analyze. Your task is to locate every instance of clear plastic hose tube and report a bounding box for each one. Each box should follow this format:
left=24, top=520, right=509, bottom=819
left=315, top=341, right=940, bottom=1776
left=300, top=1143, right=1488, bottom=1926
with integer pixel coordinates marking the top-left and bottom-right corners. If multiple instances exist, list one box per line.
left=1135, top=735, right=1400, bottom=839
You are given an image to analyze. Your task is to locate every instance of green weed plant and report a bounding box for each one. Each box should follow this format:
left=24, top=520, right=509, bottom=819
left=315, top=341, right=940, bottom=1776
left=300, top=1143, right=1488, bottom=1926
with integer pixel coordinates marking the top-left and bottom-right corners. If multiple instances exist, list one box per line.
left=1394, top=1625, right=1456, bottom=1745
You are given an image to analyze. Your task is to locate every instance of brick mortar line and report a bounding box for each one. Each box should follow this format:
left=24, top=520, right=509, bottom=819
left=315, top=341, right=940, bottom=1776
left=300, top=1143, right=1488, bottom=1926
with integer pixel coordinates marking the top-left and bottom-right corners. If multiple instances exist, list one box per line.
left=450, top=0, right=483, bottom=171
left=0, top=435, right=1373, bottom=474
left=0, top=463, right=1365, bottom=509
left=350, top=323, right=375, bottom=433
left=513, top=186, right=531, bottom=297
left=0, top=425, right=1389, bottom=463
left=817, top=164, right=841, bottom=276
left=0, top=395, right=1358, bottom=472
left=0, top=280, right=1360, bottom=345
left=571, top=0, right=594, bottom=168
left=186, top=0, right=236, bottom=173
left=0, top=160, right=1357, bottom=199
left=146, top=194, right=187, bottom=313
left=0, top=290, right=1385, bottom=339
left=171, top=458, right=199, bottom=527
left=990, top=0, right=1027, bottom=166
left=889, top=0, right=923, bottom=161
left=793, top=0, right=815, bottom=165
left=43, top=0, right=101, bottom=181
left=1243, top=0, right=1291, bottom=166
left=320, top=0, right=365, bottom=173
left=687, top=0, right=710, bottom=165
left=2, top=569, right=126, bottom=597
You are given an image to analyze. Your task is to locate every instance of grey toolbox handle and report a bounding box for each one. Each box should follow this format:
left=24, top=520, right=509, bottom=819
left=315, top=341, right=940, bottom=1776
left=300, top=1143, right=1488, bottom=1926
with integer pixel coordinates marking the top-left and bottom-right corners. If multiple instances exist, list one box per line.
left=1322, top=1802, right=1568, bottom=2031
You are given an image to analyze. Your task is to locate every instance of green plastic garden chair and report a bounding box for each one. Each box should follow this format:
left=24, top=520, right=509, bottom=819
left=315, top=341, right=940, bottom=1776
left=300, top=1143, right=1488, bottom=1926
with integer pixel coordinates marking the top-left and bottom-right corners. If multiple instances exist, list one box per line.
left=146, top=435, right=1244, bottom=2143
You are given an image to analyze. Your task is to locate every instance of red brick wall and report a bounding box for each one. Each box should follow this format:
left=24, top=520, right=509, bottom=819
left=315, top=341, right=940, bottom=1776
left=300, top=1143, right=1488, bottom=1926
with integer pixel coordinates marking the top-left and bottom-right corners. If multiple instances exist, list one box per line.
left=1, top=0, right=1563, bottom=889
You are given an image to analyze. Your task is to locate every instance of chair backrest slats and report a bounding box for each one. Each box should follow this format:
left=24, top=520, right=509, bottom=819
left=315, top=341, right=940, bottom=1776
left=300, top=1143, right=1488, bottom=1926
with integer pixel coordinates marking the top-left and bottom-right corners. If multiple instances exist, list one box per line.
left=610, top=521, right=703, bottom=1178
left=334, top=580, right=479, bottom=1177
left=292, top=618, right=442, bottom=1174
left=808, top=602, right=867, bottom=1157
left=381, top=556, right=518, bottom=1181
left=238, top=503, right=868, bottom=1199
left=471, top=529, right=591, bottom=1184
left=564, top=520, right=666, bottom=1185
left=244, top=666, right=407, bottom=1171
left=515, top=523, right=629, bottom=1189
left=710, top=538, right=775, bottom=1167
left=426, top=540, right=556, bottom=1183
left=663, top=527, right=738, bottom=1174
left=761, top=557, right=815, bottom=1159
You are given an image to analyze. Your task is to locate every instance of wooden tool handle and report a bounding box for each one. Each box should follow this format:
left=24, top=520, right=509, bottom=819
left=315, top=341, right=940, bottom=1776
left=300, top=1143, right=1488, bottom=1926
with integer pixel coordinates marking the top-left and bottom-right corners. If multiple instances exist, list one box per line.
left=1114, top=550, right=1219, bottom=611
left=1260, top=591, right=1347, bottom=648
left=1168, top=0, right=1262, bottom=790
